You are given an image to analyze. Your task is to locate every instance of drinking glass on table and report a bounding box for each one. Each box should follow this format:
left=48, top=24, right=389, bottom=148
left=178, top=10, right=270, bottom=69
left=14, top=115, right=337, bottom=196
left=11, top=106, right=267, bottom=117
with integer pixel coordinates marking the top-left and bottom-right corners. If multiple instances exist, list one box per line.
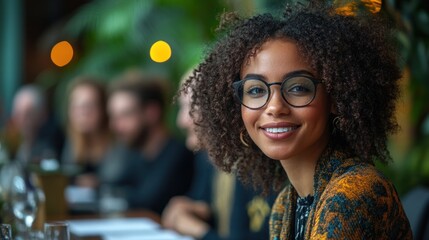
left=9, top=168, right=41, bottom=239
left=44, top=222, right=70, bottom=240
left=0, top=224, right=12, bottom=239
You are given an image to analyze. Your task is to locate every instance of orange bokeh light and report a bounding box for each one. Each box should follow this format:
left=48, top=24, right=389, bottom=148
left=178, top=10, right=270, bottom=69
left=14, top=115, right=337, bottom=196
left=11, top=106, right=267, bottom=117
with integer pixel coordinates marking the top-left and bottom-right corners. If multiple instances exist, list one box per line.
left=51, top=41, right=74, bottom=67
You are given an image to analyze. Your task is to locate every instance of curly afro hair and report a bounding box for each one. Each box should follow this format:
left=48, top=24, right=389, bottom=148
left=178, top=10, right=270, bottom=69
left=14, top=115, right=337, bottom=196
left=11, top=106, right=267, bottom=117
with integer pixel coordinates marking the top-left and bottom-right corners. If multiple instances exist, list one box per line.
left=182, top=3, right=401, bottom=193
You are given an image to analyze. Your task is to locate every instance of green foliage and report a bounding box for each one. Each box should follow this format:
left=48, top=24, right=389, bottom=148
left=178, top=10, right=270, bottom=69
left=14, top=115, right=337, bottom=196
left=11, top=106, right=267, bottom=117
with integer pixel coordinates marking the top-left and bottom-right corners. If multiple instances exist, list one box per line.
left=383, top=0, right=429, bottom=195
left=388, top=0, right=429, bottom=124
left=63, top=0, right=222, bottom=80
left=48, top=0, right=227, bottom=130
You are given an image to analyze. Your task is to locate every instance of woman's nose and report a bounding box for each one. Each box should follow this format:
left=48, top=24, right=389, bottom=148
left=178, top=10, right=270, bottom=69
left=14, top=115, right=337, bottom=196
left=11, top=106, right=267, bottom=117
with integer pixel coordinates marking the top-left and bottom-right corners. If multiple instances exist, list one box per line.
left=265, top=88, right=290, bottom=117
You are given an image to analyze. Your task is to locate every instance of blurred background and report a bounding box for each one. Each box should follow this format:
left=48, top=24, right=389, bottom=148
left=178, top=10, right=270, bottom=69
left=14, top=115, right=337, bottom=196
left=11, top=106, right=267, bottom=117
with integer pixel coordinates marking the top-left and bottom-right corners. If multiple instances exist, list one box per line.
left=0, top=0, right=428, bottom=195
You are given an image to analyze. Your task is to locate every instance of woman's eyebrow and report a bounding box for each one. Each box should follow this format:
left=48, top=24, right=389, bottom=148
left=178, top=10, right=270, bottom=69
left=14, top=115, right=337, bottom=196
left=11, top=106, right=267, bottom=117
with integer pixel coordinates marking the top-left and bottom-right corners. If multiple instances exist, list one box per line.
left=242, top=73, right=266, bottom=80
left=243, top=70, right=315, bottom=81
left=282, top=70, right=315, bottom=79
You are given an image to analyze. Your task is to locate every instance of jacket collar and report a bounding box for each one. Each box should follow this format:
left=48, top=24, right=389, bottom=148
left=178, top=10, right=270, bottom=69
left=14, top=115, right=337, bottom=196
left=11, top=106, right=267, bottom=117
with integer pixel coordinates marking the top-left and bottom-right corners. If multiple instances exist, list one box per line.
left=271, top=147, right=358, bottom=239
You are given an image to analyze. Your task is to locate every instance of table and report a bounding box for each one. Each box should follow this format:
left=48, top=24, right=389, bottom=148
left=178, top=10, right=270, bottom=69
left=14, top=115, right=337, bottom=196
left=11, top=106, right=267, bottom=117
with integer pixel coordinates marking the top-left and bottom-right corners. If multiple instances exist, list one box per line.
left=52, top=210, right=161, bottom=240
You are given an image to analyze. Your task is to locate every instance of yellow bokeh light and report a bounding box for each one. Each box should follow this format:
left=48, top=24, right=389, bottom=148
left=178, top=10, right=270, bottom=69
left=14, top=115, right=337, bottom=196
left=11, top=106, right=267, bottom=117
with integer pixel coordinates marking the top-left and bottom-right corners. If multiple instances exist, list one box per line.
left=51, top=41, right=74, bottom=67
left=150, top=40, right=172, bottom=63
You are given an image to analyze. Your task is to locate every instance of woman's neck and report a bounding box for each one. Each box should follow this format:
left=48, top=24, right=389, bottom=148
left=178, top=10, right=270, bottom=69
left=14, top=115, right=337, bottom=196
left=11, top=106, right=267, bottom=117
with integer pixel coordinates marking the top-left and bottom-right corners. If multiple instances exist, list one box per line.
left=280, top=134, right=330, bottom=198
left=77, top=130, right=110, bottom=163
left=281, top=160, right=316, bottom=197
left=83, top=130, right=108, bottom=146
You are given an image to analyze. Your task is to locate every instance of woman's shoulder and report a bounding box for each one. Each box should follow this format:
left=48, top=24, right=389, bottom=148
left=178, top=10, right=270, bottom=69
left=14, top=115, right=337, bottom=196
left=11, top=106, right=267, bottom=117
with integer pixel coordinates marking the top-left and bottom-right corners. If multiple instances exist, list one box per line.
left=326, top=159, right=393, bottom=200
left=312, top=159, right=412, bottom=239
left=331, top=160, right=386, bottom=187
left=320, top=159, right=399, bottom=212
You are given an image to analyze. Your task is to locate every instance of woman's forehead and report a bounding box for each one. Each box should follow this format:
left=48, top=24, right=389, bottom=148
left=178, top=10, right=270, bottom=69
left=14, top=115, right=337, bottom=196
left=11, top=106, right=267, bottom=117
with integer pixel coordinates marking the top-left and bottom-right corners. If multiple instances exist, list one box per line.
left=240, top=39, right=314, bottom=79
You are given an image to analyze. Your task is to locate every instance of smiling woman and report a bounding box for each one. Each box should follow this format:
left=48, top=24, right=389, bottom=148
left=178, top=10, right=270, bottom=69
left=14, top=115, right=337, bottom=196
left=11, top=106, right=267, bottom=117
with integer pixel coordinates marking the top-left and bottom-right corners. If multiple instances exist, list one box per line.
left=239, top=40, right=331, bottom=175
left=181, top=2, right=412, bottom=240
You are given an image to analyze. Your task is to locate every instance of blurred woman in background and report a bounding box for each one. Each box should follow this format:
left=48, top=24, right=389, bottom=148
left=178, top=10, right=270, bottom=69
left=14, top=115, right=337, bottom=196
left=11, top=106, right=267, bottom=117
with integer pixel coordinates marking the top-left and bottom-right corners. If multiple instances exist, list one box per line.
left=62, top=76, right=111, bottom=189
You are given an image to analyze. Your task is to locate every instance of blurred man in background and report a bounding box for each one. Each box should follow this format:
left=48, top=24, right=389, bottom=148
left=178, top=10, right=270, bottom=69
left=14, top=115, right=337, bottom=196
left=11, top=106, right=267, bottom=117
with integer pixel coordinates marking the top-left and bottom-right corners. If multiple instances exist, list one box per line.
left=10, top=84, right=63, bottom=163
left=106, top=70, right=194, bottom=214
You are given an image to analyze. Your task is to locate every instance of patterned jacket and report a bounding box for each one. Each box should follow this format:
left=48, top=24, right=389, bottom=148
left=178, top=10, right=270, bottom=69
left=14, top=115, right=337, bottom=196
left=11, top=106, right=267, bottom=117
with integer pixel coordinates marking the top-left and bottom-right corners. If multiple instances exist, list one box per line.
left=270, top=149, right=412, bottom=239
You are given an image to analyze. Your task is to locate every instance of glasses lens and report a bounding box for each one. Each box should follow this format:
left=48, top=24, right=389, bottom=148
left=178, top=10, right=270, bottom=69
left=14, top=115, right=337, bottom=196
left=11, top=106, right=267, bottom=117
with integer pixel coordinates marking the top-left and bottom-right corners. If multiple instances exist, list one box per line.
left=239, top=79, right=269, bottom=109
left=282, top=76, right=316, bottom=107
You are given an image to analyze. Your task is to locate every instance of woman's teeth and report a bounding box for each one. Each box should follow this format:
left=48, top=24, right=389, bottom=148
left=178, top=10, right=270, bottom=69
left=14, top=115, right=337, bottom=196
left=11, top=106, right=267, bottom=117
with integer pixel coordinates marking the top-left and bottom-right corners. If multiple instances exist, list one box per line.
left=265, top=127, right=297, bottom=133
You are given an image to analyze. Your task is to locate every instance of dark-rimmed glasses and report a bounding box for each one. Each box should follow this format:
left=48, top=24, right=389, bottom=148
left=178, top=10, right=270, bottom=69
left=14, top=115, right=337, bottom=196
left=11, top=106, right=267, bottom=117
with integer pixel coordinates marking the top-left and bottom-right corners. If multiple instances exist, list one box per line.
left=233, top=72, right=321, bottom=109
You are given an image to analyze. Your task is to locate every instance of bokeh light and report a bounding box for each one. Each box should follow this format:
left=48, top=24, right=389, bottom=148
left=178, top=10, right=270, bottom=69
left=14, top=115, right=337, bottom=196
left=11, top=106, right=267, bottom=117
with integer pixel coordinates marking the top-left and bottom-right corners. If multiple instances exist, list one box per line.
left=150, top=40, right=172, bottom=63
left=51, top=41, right=74, bottom=67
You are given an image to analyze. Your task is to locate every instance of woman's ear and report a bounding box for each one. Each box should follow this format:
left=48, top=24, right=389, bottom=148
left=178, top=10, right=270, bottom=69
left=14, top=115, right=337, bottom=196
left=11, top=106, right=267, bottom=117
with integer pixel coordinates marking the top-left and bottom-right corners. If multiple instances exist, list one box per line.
left=330, top=98, right=338, bottom=115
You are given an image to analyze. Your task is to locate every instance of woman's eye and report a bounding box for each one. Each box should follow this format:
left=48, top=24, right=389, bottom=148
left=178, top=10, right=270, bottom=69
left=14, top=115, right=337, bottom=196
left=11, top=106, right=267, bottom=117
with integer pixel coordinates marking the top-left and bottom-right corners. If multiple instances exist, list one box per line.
left=245, top=87, right=267, bottom=97
left=290, top=85, right=309, bottom=92
left=287, top=85, right=311, bottom=95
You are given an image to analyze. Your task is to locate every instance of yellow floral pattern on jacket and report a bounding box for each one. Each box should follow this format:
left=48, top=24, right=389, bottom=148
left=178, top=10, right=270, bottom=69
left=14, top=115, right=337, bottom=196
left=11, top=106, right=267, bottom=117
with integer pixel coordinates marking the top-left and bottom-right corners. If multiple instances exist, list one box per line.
left=270, top=150, right=413, bottom=240
left=247, top=196, right=271, bottom=232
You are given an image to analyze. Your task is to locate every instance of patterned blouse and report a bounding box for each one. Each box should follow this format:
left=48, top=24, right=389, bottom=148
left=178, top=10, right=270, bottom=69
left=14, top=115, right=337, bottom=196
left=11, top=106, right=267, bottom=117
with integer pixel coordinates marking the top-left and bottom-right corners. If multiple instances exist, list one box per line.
left=270, top=149, right=413, bottom=240
left=294, top=195, right=314, bottom=240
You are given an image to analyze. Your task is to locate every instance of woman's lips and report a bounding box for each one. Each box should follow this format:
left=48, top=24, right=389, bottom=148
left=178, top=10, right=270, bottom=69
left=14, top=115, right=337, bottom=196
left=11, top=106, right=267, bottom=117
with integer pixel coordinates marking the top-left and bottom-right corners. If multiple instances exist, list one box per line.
left=260, top=122, right=300, bottom=140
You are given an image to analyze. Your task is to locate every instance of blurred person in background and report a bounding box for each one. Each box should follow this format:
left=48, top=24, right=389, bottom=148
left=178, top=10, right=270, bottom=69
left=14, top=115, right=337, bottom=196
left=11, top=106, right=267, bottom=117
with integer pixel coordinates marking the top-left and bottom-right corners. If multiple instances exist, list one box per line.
left=107, top=70, right=194, bottom=214
left=10, top=84, right=64, bottom=163
left=162, top=71, right=275, bottom=240
left=62, top=77, right=112, bottom=189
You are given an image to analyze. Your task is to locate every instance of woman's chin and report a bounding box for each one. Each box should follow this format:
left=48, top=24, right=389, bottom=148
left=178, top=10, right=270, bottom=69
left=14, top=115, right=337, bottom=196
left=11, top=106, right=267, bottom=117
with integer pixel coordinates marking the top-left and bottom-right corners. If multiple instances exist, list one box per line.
left=261, top=147, right=293, bottom=161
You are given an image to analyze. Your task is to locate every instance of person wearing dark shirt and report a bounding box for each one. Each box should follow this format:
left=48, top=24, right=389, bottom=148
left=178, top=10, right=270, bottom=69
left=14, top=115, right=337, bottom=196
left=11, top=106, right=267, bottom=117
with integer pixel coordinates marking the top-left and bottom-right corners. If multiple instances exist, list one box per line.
left=162, top=77, right=275, bottom=239
left=115, top=137, right=193, bottom=214
left=186, top=151, right=213, bottom=203
left=168, top=151, right=276, bottom=240
left=107, top=70, right=194, bottom=214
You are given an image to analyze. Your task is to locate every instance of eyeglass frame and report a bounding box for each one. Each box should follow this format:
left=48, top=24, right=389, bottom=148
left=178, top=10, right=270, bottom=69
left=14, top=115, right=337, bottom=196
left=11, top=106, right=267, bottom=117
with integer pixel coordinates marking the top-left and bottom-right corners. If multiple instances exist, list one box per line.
left=232, top=70, right=322, bottom=109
